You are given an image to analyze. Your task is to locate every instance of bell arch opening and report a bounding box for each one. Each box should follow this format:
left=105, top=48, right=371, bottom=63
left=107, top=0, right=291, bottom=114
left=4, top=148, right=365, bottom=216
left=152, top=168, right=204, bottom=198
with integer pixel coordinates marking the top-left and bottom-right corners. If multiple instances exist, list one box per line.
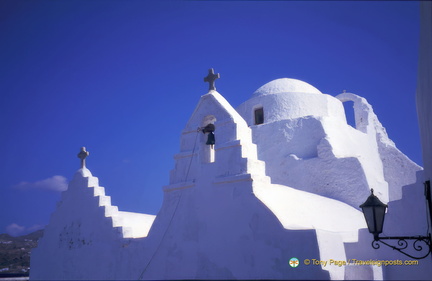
left=202, top=115, right=217, bottom=127
left=343, top=101, right=356, bottom=129
left=201, top=115, right=216, bottom=163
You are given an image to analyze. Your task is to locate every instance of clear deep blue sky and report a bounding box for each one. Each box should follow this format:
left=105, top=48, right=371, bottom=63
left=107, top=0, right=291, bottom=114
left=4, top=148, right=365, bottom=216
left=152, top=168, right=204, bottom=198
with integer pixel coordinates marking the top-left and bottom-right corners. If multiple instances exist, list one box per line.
left=0, top=0, right=421, bottom=236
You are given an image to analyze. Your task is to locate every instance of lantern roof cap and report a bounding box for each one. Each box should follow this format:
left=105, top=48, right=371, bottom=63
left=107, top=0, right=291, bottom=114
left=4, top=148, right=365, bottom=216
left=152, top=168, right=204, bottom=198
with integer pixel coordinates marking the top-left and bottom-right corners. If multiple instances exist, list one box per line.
left=359, top=189, right=388, bottom=208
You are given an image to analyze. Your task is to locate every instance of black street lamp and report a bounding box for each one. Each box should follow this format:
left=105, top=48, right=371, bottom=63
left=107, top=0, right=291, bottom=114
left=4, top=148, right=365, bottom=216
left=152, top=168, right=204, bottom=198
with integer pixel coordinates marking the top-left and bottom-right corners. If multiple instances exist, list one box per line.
left=359, top=184, right=432, bottom=260
left=359, top=189, right=388, bottom=240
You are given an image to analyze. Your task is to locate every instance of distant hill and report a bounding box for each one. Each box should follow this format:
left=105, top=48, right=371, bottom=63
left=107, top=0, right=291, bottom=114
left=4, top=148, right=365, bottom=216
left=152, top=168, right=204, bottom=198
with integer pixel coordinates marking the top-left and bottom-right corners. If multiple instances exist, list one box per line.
left=0, top=229, right=44, bottom=277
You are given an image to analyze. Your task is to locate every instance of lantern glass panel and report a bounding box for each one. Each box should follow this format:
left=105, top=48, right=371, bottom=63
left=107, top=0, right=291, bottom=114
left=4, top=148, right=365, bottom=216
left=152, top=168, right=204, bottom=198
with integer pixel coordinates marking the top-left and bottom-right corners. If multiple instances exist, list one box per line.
left=374, top=204, right=386, bottom=234
left=361, top=206, right=377, bottom=234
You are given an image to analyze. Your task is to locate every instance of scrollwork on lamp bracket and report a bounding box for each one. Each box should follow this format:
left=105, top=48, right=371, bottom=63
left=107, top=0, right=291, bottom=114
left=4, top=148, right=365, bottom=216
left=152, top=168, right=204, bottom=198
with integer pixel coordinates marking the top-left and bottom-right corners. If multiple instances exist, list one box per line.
left=371, top=234, right=432, bottom=260
left=361, top=181, right=432, bottom=260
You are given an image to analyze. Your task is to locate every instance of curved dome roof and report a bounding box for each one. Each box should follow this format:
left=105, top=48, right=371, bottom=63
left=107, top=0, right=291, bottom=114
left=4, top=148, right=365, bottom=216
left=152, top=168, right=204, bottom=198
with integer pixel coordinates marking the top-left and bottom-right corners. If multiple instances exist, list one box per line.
left=252, top=78, right=322, bottom=98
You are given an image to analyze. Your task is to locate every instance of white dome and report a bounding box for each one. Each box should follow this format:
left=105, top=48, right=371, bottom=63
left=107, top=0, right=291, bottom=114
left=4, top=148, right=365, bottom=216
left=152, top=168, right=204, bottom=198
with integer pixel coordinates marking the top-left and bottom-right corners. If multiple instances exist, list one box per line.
left=237, top=77, right=345, bottom=126
left=252, top=78, right=322, bottom=98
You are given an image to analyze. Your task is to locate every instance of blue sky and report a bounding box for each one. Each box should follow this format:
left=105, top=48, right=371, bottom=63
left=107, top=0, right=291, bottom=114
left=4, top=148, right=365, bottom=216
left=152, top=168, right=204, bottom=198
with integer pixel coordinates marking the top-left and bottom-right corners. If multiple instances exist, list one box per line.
left=0, top=0, right=421, bottom=236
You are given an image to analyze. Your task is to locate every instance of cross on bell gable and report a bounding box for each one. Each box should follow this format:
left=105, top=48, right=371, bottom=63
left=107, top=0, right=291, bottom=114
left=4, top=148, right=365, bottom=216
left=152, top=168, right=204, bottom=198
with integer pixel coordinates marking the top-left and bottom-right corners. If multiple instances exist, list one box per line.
left=77, top=147, right=89, bottom=169
left=204, top=68, right=220, bottom=91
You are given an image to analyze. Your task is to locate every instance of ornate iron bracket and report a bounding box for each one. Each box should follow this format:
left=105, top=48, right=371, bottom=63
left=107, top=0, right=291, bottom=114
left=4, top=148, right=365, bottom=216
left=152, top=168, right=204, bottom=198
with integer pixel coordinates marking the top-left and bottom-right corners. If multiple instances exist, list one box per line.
left=372, top=234, right=432, bottom=260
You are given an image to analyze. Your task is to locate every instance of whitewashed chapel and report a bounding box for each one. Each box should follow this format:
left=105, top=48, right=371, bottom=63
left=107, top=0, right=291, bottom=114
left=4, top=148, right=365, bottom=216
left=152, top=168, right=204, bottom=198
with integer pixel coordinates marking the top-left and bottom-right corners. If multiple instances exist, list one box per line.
left=30, top=70, right=432, bottom=280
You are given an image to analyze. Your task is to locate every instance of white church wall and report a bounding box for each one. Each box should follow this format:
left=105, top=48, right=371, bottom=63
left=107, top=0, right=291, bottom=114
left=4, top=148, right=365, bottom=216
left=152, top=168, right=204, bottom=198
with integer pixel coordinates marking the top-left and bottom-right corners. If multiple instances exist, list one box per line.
left=170, top=91, right=252, bottom=185
left=383, top=171, right=427, bottom=237
left=240, top=107, right=385, bottom=208
left=30, top=168, right=156, bottom=280
left=320, top=114, right=389, bottom=204
left=141, top=181, right=331, bottom=279
left=31, top=74, right=431, bottom=280
left=337, top=92, right=431, bottom=279
left=236, top=80, right=390, bottom=209
left=151, top=90, right=332, bottom=279
left=343, top=229, right=384, bottom=280
left=117, top=211, right=156, bottom=238
left=253, top=182, right=368, bottom=279
left=164, top=89, right=382, bottom=279
left=237, top=78, right=431, bottom=279
left=336, top=92, right=421, bottom=203
left=253, top=183, right=365, bottom=236
left=378, top=143, right=422, bottom=201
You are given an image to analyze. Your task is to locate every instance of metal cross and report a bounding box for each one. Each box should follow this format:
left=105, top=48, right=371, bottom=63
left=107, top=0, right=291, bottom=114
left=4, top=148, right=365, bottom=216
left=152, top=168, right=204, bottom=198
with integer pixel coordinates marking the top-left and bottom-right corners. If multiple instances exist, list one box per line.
left=204, top=68, right=220, bottom=91
left=77, top=147, right=89, bottom=168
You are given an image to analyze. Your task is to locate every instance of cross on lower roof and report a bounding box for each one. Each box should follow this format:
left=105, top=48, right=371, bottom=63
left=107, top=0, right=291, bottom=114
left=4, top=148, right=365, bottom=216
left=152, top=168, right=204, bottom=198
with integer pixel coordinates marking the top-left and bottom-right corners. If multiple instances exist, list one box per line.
left=77, top=147, right=89, bottom=169
left=204, top=68, right=220, bottom=91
